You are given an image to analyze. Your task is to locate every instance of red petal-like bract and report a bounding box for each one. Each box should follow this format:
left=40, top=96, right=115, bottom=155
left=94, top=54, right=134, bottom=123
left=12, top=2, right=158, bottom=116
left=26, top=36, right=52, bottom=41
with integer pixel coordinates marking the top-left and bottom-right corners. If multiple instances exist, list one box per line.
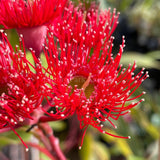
left=44, top=7, right=148, bottom=147
left=0, top=0, right=67, bottom=29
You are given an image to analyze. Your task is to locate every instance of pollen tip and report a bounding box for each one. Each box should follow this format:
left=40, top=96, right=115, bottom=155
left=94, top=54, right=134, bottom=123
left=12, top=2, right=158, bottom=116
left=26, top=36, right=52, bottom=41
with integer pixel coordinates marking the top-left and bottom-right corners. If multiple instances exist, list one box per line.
left=79, top=146, right=82, bottom=150
left=141, top=98, right=145, bottom=102
left=26, top=148, right=29, bottom=152
left=20, top=34, right=23, bottom=38
left=0, top=29, right=4, bottom=33
left=128, top=136, right=131, bottom=139
left=142, top=91, right=146, bottom=94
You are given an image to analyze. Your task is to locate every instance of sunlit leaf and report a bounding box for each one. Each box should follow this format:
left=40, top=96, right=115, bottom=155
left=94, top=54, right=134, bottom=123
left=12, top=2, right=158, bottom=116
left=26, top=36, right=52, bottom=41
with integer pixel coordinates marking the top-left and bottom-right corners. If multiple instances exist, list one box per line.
left=6, top=29, right=19, bottom=51
left=26, top=51, right=36, bottom=73
left=40, top=53, right=48, bottom=69
left=101, top=130, right=133, bottom=158
left=120, top=52, right=160, bottom=69
left=91, top=141, right=110, bottom=160
left=79, top=132, right=93, bottom=160
left=147, top=50, right=160, bottom=60
left=128, top=155, right=145, bottom=160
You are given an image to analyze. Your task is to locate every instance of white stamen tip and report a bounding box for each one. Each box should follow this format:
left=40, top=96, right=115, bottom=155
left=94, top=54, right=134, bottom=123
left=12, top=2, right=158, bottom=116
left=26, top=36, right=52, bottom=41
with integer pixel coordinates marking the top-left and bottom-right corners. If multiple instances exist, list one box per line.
left=79, top=146, right=82, bottom=150
left=26, top=148, right=29, bottom=152
left=128, top=136, right=131, bottom=139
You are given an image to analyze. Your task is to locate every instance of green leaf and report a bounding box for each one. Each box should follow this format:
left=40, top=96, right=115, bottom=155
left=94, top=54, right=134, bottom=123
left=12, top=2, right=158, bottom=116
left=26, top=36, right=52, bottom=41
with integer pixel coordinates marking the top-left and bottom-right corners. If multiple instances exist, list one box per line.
left=0, top=136, right=17, bottom=148
left=131, top=109, right=159, bottom=139
left=91, top=141, right=110, bottom=160
left=26, top=51, right=36, bottom=73
left=7, top=29, right=19, bottom=51
left=101, top=130, right=133, bottom=158
left=40, top=53, right=48, bottom=69
left=147, top=50, right=160, bottom=60
left=0, top=127, right=32, bottom=148
left=48, top=121, right=67, bottom=131
left=79, top=131, right=93, bottom=160
left=128, top=155, right=145, bottom=160
left=120, top=52, right=160, bottom=69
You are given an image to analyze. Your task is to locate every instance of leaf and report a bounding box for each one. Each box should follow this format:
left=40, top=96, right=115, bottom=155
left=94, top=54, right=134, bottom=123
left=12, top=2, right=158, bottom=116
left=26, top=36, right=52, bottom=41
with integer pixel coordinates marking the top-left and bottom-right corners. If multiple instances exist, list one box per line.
left=48, top=121, right=67, bottom=131
left=120, top=52, right=160, bottom=69
left=128, top=155, right=145, bottom=160
left=79, top=131, right=93, bottom=160
left=40, top=53, right=48, bottom=69
left=80, top=130, right=110, bottom=160
left=0, top=136, right=17, bottom=148
left=147, top=50, right=160, bottom=60
left=131, top=109, right=159, bottom=139
left=7, top=29, right=19, bottom=51
left=101, top=130, right=133, bottom=158
left=91, top=141, right=110, bottom=160
left=0, top=127, right=32, bottom=147
left=26, top=51, right=36, bottom=73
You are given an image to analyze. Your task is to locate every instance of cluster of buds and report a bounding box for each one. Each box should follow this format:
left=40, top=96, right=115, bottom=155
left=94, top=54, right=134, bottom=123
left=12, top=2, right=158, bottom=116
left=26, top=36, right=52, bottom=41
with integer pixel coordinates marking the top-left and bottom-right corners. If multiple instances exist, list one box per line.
left=0, top=0, right=148, bottom=151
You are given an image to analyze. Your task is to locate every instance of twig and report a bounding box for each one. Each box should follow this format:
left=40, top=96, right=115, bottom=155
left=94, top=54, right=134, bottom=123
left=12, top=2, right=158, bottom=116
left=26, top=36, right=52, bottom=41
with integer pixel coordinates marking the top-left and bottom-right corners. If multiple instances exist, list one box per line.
left=38, top=123, right=66, bottom=160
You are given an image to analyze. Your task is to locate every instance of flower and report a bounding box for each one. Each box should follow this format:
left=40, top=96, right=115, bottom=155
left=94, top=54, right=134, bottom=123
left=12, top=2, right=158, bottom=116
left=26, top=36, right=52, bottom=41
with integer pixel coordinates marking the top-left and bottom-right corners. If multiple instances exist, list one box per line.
left=49, top=2, right=119, bottom=50
left=0, top=31, right=48, bottom=150
left=42, top=8, right=148, bottom=148
left=0, top=0, right=67, bottom=57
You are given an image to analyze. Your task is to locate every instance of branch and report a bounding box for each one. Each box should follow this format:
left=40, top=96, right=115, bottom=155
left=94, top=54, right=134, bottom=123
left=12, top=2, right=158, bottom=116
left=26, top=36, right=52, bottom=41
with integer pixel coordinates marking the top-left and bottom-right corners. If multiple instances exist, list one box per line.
left=38, top=123, right=66, bottom=160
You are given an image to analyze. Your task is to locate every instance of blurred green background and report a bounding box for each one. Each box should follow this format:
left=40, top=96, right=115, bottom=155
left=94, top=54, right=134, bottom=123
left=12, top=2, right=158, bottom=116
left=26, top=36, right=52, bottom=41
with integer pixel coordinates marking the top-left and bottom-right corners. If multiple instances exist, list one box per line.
left=0, top=0, right=160, bottom=160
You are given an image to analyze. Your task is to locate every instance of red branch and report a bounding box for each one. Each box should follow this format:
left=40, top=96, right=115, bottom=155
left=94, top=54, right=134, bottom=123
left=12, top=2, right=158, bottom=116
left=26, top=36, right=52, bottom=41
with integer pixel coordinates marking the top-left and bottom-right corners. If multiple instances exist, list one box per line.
left=38, top=123, right=66, bottom=160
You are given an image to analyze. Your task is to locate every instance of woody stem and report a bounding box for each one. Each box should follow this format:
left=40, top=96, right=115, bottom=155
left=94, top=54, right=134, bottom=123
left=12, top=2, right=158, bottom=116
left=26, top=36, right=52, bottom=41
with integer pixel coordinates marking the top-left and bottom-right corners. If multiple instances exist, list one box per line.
left=38, top=123, right=66, bottom=160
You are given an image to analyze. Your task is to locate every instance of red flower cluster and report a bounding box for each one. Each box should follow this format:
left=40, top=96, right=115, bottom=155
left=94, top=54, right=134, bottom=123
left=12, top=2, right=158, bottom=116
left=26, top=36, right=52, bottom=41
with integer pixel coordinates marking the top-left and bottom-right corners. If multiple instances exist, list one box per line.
left=0, top=0, right=67, bottom=57
left=0, top=1, right=148, bottom=150
left=43, top=6, right=148, bottom=148
left=50, top=2, right=119, bottom=50
left=0, top=31, right=50, bottom=150
left=0, top=0, right=66, bottom=28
